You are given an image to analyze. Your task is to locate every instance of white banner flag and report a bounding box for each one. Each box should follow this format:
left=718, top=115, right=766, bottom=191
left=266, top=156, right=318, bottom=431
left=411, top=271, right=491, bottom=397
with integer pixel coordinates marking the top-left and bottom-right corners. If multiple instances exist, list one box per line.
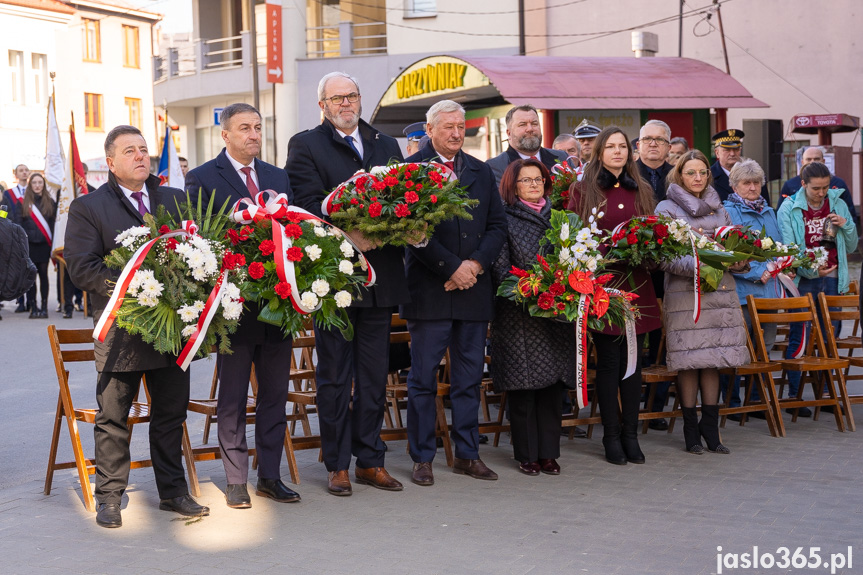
left=44, top=94, right=65, bottom=192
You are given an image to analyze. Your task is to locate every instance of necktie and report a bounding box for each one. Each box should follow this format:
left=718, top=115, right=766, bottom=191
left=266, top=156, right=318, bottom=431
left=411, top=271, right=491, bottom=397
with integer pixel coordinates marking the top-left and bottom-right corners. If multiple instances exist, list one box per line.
left=649, top=169, right=660, bottom=193
left=130, top=191, right=148, bottom=216
left=240, top=166, right=259, bottom=195
left=344, top=135, right=361, bottom=158
left=529, top=155, right=538, bottom=161
left=444, top=161, right=455, bottom=172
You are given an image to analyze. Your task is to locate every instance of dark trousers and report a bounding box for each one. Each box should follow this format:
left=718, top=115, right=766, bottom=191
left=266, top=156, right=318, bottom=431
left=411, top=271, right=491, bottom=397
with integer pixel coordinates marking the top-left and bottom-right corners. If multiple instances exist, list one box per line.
left=218, top=335, right=292, bottom=483
left=593, top=332, right=646, bottom=429
left=509, top=381, right=563, bottom=463
left=315, top=306, right=391, bottom=471
left=60, top=265, right=80, bottom=313
left=406, top=319, right=486, bottom=463
left=27, top=260, right=49, bottom=306
left=94, top=366, right=190, bottom=505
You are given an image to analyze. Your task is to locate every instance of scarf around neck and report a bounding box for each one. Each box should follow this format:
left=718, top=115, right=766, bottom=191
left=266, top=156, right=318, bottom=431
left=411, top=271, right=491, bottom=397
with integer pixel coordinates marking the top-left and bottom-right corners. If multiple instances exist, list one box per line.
left=727, top=192, right=766, bottom=213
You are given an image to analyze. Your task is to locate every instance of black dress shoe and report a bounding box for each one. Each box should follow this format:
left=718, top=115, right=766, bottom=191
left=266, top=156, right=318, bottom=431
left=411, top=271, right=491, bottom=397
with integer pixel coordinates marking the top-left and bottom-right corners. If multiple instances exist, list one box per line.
left=255, top=478, right=301, bottom=502
left=648, top=418, right=669, bottom=431
left=14, top=302, right=26, bottom=313
left=225, top=484, right=252, bottom=509
left=63, top=310, right=73, bottom=319
left=786, top=407, right=813, bottom=417
left=159, top=493, right=210, bottom=517
left=727, top=413, right=743, bottom=422
left=96, top=503, right=122, bottom=528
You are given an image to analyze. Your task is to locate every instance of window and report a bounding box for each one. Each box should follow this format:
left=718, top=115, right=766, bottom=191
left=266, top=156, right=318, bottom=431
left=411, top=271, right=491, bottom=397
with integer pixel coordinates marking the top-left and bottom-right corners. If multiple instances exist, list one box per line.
left=84, top=93, right=103, bottom=131
left=31, top=53, right=47, bottom=105
left=9, top=50, right=24, bottom=104
left=125, top=97, right=142, bottom=128
left=122, top=25, right=139, bottom=68
left=82, top=18, right=100, bottom=62
left=406, top=0, right=436, bottom=17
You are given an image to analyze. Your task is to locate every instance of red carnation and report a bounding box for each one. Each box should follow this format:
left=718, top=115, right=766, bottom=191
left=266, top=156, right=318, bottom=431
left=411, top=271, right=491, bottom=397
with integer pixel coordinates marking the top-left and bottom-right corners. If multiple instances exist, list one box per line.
left=350, top=198, right=359, bottom=205
left=226, top=229, right=240, bottom=245
left=248, top=261, right=265, bottom=279
left=368, top=202, right=383, bottom=217
left=372, top=181, right=387, bottom=191
left=394, top=203, right=411, bottom=218
left=557, top=302, right=566, bottom=311
left=415, top=184, right=424, bottom=191
left=408, top=163, right=419, bottom=171
left=287, top=246, right=303, bottom=261
left=388, top=168, right=399, bottom=176
left=165, top=238, right=178, bottom=251
left=259, top=240, right=276, bottom=256
left=405, top=180, right=415, bottom=189
left=549, top=282, right=565, bottom=296
left=356, top=176, right=368, bottom=188
left=273, top=281, right=291, bottom=299
left=283, top=224, right=303, bottom=238
left=537, top=292, right=555, bottom=310
left=654, top=224, right=668, bottom=239
left=404, top=191, right=419, bottom=204
left=430, top=194, right=438, bottom=203
left=159, top=225, right=171, bottom=235
left=285, top=211, right=303, bottom=223
left=239, top=226, right=254, bottom=240
left=384, top=176, right=399, bottom=187
left=626, top=233, right=637, bottom=245
left=429, top=170, right=443, bottom=183
left=404, top=172, right=412, bottom=180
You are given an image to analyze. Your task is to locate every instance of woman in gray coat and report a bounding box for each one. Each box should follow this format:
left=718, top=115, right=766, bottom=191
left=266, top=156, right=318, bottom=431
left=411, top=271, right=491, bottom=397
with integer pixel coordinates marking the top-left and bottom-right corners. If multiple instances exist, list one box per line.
left=656, top=150, right=749, bottom=455
left=491, top=159, right=576, bottom=476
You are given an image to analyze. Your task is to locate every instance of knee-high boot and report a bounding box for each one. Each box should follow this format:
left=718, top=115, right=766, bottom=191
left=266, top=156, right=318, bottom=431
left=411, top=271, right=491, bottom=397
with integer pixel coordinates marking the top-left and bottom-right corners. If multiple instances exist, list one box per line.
left=682, top=407, right=704, bottom=455
left=602, top=425, right=627, bottom=465
left=699, top=405, right=730, bottom=454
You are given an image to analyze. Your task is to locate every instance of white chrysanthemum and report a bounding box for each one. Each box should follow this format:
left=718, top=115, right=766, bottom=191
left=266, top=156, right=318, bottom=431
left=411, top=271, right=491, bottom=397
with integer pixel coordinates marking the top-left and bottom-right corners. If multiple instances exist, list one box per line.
left=222, top=301, right=242, bottom=321
left=560, top=223, right=570, bottom=241
left=115, top=226, right=150, bottom=245
left=141, top=278, right=163, bottom=297
left=137, top=293, right=159, bottom=307
left=760, top=237, right=774, bottom=249
left=191, top=267, right=209, bottom=282
left=314, top=226, right=327, bottom=237
left=178, top=305, right=199, bottom=323
left=223, top=282, right=241, bottom=301
left=334, top=290, right=352, bottom=308
left=339, top=260, right=354, bottom=274
left=187, top=250, right=205, bottom=268
left=174, top=243, right=192, bottom=256
left=311, top=279, right=330, bottom=297
left=189, top=235, right=210, bottom=252
left=181, top=324, right=198, bottom=339
left=370, top=166, right=388, bottom=177
left=300, top=291, right=319, bottom=308
left=305, top=244, right=323, bottom=261
left=203, top=257, right=218, bottom=276
left=576, top=228, right=592, bottom=243
left=193, top=300, right=206, bottom=312
left=340, top=240, right=354, bottom=258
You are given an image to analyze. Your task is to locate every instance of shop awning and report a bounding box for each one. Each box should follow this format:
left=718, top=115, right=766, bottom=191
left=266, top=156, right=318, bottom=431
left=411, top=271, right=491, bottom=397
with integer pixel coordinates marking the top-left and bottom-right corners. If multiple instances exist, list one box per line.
left=371, top=55, right=768, bottom=137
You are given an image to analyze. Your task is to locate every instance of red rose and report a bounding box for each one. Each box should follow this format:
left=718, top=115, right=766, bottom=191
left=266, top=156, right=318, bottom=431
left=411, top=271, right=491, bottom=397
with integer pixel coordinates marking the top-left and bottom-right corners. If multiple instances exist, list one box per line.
left=430, top=194, right=438, bottom=203
left=384, top=176, right=399, bottom=187
left=287, top=246, right=303, bottom=261
left=283, top=224, right=303, bottom=238
left=653, top=224, right=668, bottom=239
left=657, top=238, right=664, bottom=245
left=248, top=261, right=265, bottom=279
left=159, top=225, right=171, bottom=235
left=368, top=202, right=383, bottom=217
left=372, top=181, right=387, bottom=191
left=404, top=191, right=419, bottom=204
left=537, top=292, right=555, bottom=310
left=549, top=282, right=565, bottom=296
left=557, top=302, right=566, bottom=311
left=394, top=203, right=411, bottom=218
left=754, top=239, right=762, bottom=248
left=626, top=233, right=638, bottom=245
left=259, top=240, right=275, bottom=256
left=273, top=281, right=291, bottom=299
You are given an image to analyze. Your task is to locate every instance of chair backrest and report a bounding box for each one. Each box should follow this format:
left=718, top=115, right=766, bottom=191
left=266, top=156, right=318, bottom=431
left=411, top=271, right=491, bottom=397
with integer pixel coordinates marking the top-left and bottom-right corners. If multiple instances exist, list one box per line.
left=746, top=294, right=828, bottom=362
left=818, top=293, right=860, bottom=357
left=47, top=326, right=96, bottom=416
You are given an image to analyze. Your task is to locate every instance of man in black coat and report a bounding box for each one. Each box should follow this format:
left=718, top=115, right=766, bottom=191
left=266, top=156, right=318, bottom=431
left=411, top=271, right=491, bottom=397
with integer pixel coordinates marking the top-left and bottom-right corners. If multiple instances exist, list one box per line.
left=486, top=105, right=568, bottom=188
left=65, top=126, right=208, bottom=528
left=4, top=164, right=29, bottom=312
left=710, top=129, right=771, bottom=205
left=185, top=103, right=300, bottom=509
left=636, top=119, right=674, bottom=203
left=402, top=100, right=507, bottom=487
left=286, top=71, right=407, bottom=496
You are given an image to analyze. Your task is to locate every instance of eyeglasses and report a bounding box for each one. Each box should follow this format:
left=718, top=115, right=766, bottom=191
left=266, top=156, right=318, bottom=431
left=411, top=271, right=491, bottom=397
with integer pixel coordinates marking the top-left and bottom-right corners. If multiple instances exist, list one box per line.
left=325, top=92, right=359, bottom=105
left=683, top=170, right=710, bottom=178
left=517, top=177, right=545, bottom=186
left=640, top=137, right=669, bottom=146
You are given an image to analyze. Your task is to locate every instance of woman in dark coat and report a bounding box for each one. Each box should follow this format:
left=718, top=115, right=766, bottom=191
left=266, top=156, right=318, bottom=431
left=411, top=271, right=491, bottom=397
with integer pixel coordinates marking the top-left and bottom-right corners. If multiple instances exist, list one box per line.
left=656, top=150, right=749, bottom=455
left=567, top=127, right=662, bottom=465
left=491, top=159, right=575, bottom=476
left=20, top=173, right=55, bottom=318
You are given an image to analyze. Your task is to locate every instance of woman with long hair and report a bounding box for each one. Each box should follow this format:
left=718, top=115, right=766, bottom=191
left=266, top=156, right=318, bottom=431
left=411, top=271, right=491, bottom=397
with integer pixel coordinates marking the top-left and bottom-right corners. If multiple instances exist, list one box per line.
left=20, top=173, right=55, bottom=318
left=567, top=127, right=661, bottom=465
left=656, top=150, right=749, bottom=454
left=492, top=158, right=575, bottom=476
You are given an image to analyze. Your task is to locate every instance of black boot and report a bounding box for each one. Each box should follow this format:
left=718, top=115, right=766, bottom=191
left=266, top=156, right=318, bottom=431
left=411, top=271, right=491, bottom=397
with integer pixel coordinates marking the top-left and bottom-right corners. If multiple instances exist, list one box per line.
left=28, top=301, right=39, bottom=319
left=699, top=405, right=730, bottom=454
left=602, top=425, right=627, bottom=465
left=682, top=407, right=704, bottom=455
left=620, top=422, right=645, bottom=463
left=39, top=299, right=48, bottom=318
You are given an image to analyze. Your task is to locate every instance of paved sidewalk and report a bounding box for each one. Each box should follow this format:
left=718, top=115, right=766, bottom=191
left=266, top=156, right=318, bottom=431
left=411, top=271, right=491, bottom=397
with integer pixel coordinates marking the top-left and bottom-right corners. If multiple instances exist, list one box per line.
left=1, top=283, right=862, bottom=575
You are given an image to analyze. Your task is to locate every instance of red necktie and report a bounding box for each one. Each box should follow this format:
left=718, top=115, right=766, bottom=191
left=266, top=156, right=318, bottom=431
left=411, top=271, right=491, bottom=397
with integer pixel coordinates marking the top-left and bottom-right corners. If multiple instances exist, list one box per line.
left=529, top=155, right=538, bottom=161
left=240, top=166, right=259, bottom=195
left=444, top=161, right=455, bottom=172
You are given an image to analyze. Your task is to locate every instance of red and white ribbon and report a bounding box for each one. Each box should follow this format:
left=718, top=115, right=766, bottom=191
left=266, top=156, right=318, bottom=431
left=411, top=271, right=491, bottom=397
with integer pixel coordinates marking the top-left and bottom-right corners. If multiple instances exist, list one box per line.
left=176, top=270, right=229, bottom=370
left=690, top=233, right=702, bottom=324
left=574, top=293, right=591, bottom=409
left=767, top=255, right=800, bottom=298
left=233, top=191, right=376, bottom=315
left=29, top=205, right=53, bottom=244
left=93, top=220, right=199, bottom=344
left=714, top=225, right=740, bottom=239
left=607, top=288, right=638, bottom=380
left=9, top=186, right=23, bottom=204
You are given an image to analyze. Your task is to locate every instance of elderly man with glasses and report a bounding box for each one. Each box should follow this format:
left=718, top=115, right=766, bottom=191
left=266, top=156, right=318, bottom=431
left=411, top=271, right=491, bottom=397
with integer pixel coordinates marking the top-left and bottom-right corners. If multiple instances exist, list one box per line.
left=710, top=129, right=772, bottom=206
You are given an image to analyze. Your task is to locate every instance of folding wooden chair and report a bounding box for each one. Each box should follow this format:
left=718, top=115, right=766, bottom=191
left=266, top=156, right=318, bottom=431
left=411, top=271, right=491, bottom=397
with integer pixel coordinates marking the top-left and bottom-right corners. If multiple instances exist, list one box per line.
left=44, top=325, right=199, bottom=512
left=818, top=293, right=860, bottom=431
left=747, top=294, right=849, bottom=432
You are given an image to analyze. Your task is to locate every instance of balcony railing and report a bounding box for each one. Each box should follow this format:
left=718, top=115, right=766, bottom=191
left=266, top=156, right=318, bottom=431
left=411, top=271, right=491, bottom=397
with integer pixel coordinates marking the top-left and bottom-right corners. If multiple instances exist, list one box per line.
left=305, top=20, right=387, bottom=59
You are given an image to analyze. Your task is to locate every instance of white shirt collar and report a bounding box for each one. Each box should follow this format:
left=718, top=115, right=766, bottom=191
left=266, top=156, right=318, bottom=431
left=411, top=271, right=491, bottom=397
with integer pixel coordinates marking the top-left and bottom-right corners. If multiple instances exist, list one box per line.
left=225, top=150, right=254, bottom=172
left=336, top=127, right=363, bottom=158
left=517, top=150, right=540, bottom=160
left=721, top=165, right=731, bottom=177
left=118, top=183, right=150, bottom=211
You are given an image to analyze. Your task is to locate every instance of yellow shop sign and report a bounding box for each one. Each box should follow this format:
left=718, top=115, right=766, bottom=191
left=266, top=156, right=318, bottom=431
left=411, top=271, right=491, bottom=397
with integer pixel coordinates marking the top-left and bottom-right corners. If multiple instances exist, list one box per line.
left=396, top=63, right=467, bottom=100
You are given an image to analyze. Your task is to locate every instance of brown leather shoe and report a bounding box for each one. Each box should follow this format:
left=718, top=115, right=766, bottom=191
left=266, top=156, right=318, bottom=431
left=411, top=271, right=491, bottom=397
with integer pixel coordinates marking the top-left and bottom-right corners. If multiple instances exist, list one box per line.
left=355, top=466, right=404, bottom=491
left=327, top=470, right=352, bottom=496
left=539, top=458, right=561, bottom=475
left=453, top=457, right=498, bottom=480
left=411, top=462, right=434, bottom=486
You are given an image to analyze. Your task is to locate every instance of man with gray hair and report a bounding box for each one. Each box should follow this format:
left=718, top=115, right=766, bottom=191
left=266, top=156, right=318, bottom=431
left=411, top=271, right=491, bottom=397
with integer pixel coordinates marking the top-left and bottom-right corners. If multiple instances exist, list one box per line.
left=287, top=71, right=408, bottom=497
left=636, top=119, right=673, bottom=203
left=402, top=99, right=507, bottom=486
left=777, top=146, right=856, bottom=226
left=486, top=105, right=567, bottom=187
left=668, top=137, right=689, bottom=164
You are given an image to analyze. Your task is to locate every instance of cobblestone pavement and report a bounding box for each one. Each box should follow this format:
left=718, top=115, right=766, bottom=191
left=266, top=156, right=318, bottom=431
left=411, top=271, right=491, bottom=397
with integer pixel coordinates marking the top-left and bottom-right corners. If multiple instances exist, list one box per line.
left=1, top=272, right=861, bottom=575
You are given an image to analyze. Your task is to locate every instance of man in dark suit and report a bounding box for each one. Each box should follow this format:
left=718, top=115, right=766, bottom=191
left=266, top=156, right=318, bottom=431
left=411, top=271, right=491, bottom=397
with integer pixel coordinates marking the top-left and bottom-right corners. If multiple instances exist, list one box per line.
left=4, top=164, right=29, bottom=312
left=286, top=71, right=407, bottom=496
left=403, top=99, right=507, bottom=486
left=65, top=125, right=208, bottom=528
left=710, top=129, right=771, bottom=205
left=185, top=103, right=300, bottom=509
left=777, top=145, right=857, bottom=226
left=486, top=105, right=568, bottom=188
